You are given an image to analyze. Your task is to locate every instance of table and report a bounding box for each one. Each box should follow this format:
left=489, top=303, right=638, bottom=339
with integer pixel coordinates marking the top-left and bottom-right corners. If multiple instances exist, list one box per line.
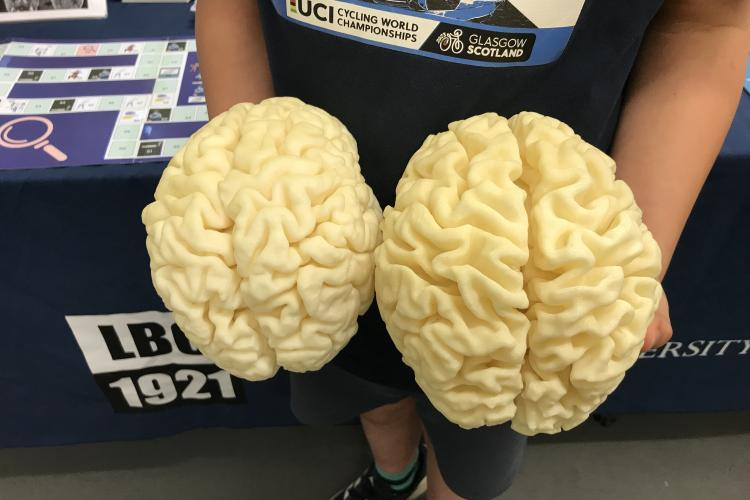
left=1, top=2, right=749, bottom=448
left=0, top=3, right=297, bottom=449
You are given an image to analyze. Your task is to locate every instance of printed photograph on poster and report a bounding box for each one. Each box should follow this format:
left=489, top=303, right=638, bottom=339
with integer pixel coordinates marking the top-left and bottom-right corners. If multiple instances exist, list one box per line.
left=0, top=0, right=107, bottom=22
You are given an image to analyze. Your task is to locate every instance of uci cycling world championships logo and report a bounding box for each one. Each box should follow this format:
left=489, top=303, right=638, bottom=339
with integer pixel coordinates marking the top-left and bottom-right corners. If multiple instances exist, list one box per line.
left=281, top=0, right=538, bottom=65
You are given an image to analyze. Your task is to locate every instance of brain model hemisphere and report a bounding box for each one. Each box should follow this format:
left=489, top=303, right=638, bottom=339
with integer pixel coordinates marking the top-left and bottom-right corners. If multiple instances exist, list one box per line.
left=142, top=97, right=382, bottom=381
left=375, top=112, right=662, bottom=435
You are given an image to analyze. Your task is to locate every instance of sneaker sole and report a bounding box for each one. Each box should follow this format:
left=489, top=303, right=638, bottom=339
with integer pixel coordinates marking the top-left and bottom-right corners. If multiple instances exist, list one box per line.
left=406, top=477, right=428, bottom=500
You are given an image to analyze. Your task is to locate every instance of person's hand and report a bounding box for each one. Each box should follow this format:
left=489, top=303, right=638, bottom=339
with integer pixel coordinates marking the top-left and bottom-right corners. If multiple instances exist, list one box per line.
left=641, top=292, right=673, bottom=352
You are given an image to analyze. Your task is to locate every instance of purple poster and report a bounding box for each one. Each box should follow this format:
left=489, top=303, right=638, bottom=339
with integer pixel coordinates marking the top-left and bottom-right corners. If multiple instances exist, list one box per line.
left=177, top=52, right=205, bottom=106
left=0, top=38, right=208, bottom=171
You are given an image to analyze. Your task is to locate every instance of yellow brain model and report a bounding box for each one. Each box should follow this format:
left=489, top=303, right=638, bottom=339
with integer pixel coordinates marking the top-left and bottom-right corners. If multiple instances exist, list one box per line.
left=375, top=112, right=662, bottom=435
left=142, top=97, right=382, bottom=381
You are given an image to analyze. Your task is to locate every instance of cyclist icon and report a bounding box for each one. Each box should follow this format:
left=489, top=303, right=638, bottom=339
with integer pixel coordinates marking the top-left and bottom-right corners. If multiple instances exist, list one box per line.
left=436, top=29, right=464, bottom=54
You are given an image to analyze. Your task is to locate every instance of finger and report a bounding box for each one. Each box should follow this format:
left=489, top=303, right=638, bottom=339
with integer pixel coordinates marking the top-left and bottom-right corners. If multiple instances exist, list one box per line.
left=657, top=319, right=674, bottom=346
left=648, top=320, right=673, bottom=350
left=641, top=327, right=657, bottom=352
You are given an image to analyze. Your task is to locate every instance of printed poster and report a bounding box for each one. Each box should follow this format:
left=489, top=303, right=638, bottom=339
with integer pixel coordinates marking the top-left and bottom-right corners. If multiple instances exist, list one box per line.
left=0, top=37, right=208, bottom=170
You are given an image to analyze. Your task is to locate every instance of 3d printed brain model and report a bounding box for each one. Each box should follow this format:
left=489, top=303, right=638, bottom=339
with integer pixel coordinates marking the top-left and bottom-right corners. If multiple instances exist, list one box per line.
left=375, top=111, right=662, bottom=435
left=142, top=97, right=382, bottom=381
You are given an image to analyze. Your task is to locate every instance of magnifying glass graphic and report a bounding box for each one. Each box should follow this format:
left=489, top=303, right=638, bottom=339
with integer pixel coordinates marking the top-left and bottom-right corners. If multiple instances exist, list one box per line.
left=0, top=116, right=68, bottom=162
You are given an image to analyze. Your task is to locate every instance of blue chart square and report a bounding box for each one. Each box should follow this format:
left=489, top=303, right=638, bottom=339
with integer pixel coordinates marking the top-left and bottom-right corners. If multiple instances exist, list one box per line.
left=0, top=111, right=119, bottom=170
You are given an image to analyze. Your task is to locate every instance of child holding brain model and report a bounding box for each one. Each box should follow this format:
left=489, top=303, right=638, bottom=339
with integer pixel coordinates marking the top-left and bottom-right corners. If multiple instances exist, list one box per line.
left=194, top=1, right=750, bottom=498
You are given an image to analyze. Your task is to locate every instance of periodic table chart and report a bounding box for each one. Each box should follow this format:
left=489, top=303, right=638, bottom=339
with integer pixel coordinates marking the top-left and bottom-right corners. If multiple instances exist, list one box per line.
left=0, top=38, right=208, bottom=170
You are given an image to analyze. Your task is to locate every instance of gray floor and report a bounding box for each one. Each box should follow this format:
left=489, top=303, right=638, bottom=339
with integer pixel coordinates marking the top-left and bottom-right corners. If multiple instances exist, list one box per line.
left=1, top=412, right=748, bottom=500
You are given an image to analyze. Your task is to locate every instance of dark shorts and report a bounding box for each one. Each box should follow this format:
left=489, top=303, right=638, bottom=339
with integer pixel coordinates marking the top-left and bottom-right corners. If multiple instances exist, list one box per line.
left=290, top=365, right=527, bottom=500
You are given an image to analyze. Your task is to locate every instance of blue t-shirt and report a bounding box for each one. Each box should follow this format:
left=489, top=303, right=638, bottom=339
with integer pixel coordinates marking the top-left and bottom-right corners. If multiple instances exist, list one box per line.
left=258, top=0, right=663, bottom=389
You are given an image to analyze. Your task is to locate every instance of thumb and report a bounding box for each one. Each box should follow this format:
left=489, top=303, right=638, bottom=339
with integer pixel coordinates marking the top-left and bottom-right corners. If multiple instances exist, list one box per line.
left=641, top=309, right=673, bottom=352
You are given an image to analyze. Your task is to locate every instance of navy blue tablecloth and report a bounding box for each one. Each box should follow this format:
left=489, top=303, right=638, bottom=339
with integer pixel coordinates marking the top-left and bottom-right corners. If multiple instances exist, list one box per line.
left=1, top=2, right=749, bottom=448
